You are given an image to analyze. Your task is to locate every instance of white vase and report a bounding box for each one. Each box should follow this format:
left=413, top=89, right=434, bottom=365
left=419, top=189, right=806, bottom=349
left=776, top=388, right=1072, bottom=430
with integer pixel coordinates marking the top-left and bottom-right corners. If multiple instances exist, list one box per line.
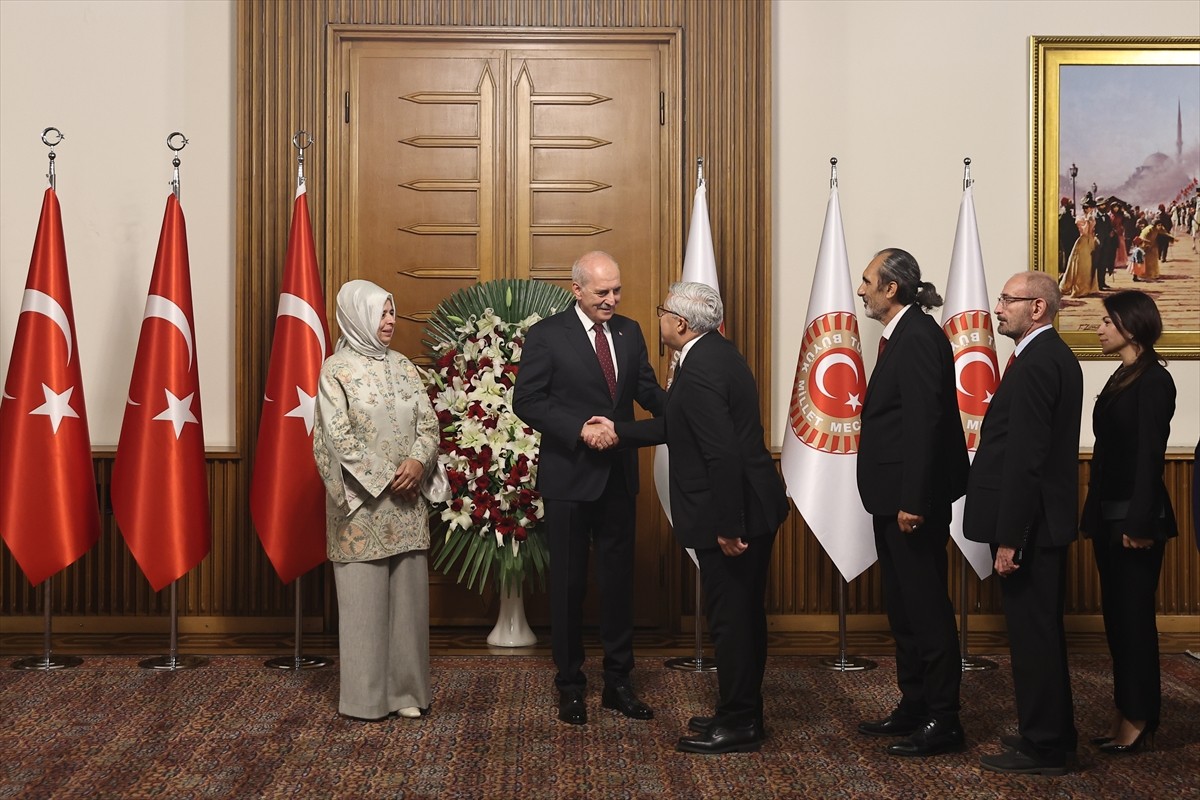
left=487, top=586, right=537, bottom=647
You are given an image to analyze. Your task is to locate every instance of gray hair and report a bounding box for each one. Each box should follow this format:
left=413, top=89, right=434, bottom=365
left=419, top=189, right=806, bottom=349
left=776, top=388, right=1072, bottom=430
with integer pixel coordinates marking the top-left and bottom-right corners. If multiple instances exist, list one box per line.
left=571, top=251, right=618, bottom=286
left=874, top=248, right=943, bottom=309
left=1020, top=271, right=1062, bottom=318
left=666, top=281, right=723, bottom=334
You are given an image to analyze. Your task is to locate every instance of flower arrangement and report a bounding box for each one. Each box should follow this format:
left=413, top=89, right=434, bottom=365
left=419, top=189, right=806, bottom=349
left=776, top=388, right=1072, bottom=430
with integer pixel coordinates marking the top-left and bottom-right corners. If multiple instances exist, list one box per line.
left=423, top=279, right=572, bottom=595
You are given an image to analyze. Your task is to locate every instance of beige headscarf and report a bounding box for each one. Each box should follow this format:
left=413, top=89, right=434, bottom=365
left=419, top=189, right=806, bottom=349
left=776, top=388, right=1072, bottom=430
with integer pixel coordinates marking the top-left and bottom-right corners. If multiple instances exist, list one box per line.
left=335, top=279, right=393, bottom=359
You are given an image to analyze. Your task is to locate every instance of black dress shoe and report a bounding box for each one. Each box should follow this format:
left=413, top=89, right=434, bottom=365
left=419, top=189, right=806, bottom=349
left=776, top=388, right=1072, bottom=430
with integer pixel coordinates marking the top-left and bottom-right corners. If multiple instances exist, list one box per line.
left=688, top=716, right=767, bottom=739
left=1098, top=728, right=1154, bottom=754
left=979, top=749, right=1069, bottom=776
left=602, top=685, right=653, bottom=720
left=887, top=719, right=966, bottom=757
left=676, top=723, right=762, bottom=754
left=858, top=710, right=924, bottom=737
left=557, top=692, right=587, bottom=725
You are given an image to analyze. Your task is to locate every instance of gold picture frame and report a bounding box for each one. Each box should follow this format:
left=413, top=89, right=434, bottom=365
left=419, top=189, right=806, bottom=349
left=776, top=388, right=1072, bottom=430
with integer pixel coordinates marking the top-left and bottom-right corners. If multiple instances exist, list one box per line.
left=1030, top=36, right=1200, bottom=358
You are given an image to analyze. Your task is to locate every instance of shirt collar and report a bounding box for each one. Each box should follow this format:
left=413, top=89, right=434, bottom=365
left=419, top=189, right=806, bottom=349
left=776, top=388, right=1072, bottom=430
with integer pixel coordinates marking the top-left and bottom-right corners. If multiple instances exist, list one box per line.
left=1014, top=323, right=1053, bottom=357
left=677, top=331, right=709, bottom=366
left=574, top=303, right=607, bottom=333
left=881, top=303, right=914, bottom=341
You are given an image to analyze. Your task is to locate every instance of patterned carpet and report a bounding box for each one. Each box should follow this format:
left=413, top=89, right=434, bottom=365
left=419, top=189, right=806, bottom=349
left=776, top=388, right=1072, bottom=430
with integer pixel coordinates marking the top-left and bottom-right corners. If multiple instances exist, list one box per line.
left=2, top=654, right=1198, bottom=799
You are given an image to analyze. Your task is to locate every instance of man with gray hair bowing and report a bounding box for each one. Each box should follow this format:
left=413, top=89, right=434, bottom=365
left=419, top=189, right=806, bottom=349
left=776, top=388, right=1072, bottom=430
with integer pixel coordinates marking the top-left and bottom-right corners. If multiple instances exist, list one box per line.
left=965, top=270, right=1082, bottom=775
left=592, top=281, right=788, bottom=754
left=855, top=248, right=969, bottom=757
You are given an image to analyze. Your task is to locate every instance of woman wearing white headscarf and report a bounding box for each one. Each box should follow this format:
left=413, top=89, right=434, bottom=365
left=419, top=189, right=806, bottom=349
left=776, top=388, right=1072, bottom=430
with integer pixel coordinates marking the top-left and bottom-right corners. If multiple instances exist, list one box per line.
left=314, top=279, right=439, bottom=721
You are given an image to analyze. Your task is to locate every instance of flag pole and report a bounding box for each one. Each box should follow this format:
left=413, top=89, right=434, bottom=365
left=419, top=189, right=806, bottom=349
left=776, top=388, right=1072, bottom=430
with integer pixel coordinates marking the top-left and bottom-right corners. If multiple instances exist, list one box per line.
left=955, top=158, right=997, bottom=673
left=263, top=132, right=332, bottom=671
left=820, top=576, right=876, bottom=672
left=11, top=129, right=85, bottom=672
left=665, top=156, right=716, bottom=674
left=816, top=158, right=875, bottom=673
left=137, top=133, right=205, bottom=671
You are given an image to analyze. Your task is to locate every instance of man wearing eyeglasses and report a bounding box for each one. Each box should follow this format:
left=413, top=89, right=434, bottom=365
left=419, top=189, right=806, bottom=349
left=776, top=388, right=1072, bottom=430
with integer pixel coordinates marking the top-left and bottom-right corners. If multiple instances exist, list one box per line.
left=965, top=271, right=1083, bottom=776
left=854, top=248, right=969, bottom=758
left=595, top=281, right=788, bottom=754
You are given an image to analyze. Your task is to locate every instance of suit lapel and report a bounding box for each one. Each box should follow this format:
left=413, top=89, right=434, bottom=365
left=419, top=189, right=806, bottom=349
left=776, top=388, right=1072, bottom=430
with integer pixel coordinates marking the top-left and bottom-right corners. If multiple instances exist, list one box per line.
left=564, top=305, right=610, bottom=392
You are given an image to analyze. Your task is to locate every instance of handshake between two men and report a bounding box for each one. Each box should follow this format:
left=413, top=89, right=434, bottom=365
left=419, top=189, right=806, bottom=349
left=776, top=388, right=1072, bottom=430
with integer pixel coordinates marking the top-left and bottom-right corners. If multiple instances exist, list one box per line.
left=581, top=416, right=618, bottom=450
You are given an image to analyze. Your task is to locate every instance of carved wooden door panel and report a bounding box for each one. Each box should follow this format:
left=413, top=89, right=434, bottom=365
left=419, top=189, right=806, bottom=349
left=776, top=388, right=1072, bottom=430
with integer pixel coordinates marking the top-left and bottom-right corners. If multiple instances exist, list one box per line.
left=331, top=32, right=679, bottom=629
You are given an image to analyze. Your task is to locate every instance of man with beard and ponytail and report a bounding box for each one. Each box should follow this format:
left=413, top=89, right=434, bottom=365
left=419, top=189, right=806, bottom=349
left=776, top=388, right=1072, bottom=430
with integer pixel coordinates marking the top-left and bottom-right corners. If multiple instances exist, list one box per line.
left=855, top=248, right=969, bottom=758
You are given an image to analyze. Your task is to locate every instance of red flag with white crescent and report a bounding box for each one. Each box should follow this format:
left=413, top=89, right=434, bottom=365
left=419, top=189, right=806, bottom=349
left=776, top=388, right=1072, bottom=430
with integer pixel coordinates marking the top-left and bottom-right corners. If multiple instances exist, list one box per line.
left=0, top=188, right=101, bottom=585
left=111, top=194, right=211, bottom=591
left=250, top=181, right=331, bottom=583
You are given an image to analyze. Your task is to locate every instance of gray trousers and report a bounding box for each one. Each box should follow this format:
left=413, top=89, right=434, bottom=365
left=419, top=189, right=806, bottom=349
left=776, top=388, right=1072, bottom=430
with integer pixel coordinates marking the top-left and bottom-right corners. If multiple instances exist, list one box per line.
left=332, top=551, right=431, bottom=719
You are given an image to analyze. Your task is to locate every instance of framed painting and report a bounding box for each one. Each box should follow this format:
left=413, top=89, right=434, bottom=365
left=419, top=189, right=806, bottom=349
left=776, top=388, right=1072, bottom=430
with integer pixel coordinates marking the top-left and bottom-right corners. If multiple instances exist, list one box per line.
left=1030, top=36, right=1200, bottom=358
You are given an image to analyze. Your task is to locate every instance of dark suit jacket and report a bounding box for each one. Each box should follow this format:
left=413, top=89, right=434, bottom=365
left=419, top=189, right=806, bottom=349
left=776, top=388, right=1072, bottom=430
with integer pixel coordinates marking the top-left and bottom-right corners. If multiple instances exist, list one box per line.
left=964, top=328, right=1083, bottom=549
left=857, top=307, right=968, bottom=523
left=1080, top=362, right=1177, bottom=541
left=615, top=332, right=788, bottom=550
left=513, top=305, right=665, bottom=502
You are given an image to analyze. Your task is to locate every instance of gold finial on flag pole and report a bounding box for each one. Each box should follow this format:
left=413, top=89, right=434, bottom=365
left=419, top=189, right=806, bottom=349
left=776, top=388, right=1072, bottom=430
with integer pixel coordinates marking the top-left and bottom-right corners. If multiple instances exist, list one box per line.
left=696, top=156, right=704, bottom=189
left=963, top=157, right=973, bottom=191
left=293, top=130, right=313, bottom=188
left=829, top=157, right=838, bottom=188
left=167, top=132, right=189, bottom=200
left=42, top=127, right=64, bottom=191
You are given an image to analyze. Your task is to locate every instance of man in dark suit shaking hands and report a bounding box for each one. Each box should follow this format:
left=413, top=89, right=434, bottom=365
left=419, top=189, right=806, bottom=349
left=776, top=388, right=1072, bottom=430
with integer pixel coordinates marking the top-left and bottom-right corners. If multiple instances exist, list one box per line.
left=855, top=249, right=969, bottom=757
left=513, top=251, right=666, bottom=726
left=965, top=270, right=1083, bottom=775
left=599, top=281, right=789, bottom=754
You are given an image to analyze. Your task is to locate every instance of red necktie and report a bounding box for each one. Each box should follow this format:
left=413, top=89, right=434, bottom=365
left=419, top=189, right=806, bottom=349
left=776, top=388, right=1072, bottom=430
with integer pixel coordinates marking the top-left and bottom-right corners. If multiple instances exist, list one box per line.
left=593, top=323, right=617, bottom=401
left=1006, top=352, right=1016, bottom=371
left=877, top=336, right=887, bottom=358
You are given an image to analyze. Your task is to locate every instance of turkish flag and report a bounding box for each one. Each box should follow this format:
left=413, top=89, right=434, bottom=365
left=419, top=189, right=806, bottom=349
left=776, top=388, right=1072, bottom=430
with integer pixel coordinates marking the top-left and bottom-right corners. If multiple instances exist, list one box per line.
left=111, top=194, right=210, bottom=591
left=0, top=188, right=101, bottom=585
left=250, top=181, right=330, bottom=583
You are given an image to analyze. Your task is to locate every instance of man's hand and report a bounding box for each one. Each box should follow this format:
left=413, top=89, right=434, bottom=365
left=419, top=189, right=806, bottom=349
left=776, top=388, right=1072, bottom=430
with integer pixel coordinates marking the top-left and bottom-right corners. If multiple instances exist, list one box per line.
left=897, top=510, right=925, bottom=534
left=581, top=416, right=617, bottom=450
left=390, top=457, right=424, bottom=501
left=994, top=545, right=1020, bottom=577
left=1122, top=534, right=1154, bottom=550
left=718, top=536, right=748, bottom=557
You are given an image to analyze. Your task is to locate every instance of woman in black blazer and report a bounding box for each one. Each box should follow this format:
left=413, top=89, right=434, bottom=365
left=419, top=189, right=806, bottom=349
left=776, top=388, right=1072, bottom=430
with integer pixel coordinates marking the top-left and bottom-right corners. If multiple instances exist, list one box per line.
left=1081, top=291, right=1177, bottom=755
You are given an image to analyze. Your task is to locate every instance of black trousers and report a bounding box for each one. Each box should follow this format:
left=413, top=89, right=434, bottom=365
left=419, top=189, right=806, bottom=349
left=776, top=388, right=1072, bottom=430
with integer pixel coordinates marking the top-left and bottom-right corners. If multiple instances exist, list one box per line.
left=696, top=528, right=776, bottom=728
left=997, top=541, right=1078, bottom=760
left=1092, top=535, right=1167, bottom=724
left=873, top=515, right=962, bottom=722
left=545, top=465, right=636, bottom=693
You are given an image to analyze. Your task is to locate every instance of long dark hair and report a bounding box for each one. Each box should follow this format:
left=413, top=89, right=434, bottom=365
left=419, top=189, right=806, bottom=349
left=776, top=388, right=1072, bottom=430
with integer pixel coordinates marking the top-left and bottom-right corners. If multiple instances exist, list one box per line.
left=1098, top=291, right=1165, bottom=400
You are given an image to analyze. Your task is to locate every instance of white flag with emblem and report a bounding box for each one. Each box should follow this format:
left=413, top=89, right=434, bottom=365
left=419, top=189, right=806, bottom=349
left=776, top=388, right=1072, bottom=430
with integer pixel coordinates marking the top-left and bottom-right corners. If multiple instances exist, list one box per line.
left=940, top=184, right=997, bottom=579
left=654, top=175, right=720, bottom=530
left=780, top=186, right=876, bottom=581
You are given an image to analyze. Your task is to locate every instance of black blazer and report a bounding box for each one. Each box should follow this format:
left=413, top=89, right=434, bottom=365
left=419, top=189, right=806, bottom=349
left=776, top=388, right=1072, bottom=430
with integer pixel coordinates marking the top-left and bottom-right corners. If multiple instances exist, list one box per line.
left=1080, top=362, right=1177, bottom=541
left=964, top=328, right=1083, bottom=549
left=615, top=333, right=788, bottom=550
left=857, top=307, right=968, bottom=523
left=513, top=305, right=665, bottom=502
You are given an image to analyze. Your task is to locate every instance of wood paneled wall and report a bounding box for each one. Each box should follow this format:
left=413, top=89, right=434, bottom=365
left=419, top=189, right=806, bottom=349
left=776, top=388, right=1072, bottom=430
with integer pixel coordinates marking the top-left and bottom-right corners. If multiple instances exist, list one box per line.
left=3, top=2, right=1197, bottom=638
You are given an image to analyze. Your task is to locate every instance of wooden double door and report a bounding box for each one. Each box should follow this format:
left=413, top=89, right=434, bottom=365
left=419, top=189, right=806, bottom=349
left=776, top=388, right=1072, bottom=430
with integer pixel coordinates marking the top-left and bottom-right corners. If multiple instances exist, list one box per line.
left=328, top=29, right=682, bottom=627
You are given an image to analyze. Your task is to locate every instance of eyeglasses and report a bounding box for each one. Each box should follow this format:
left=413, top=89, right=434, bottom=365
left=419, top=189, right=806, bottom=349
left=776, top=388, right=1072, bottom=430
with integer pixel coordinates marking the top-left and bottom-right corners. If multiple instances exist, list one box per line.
left=656, top=305, right=684, bottom=320
left=996, top=295, right=1039, bottom=307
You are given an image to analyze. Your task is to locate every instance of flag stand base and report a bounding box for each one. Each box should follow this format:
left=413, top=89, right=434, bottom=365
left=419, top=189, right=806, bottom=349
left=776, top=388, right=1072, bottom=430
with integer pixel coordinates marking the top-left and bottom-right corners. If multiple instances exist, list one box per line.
left=665, top=567, right=717, bottom=672
left=11, top=576, right=84, bottom=670
left=959, top=558, right=997, bottom=672
left=962, top=656, right=998, bottom=672
left=140, top=581, right=207, bottom=670
left=820, top=578, right=876, bottom=672
left=265, top=655, right=334, bottom=670
left=140, top=654, right=207, bottom=671
left=12, top=655, right=83, bottom=671
left=264, top=575, right=334, bottom=670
